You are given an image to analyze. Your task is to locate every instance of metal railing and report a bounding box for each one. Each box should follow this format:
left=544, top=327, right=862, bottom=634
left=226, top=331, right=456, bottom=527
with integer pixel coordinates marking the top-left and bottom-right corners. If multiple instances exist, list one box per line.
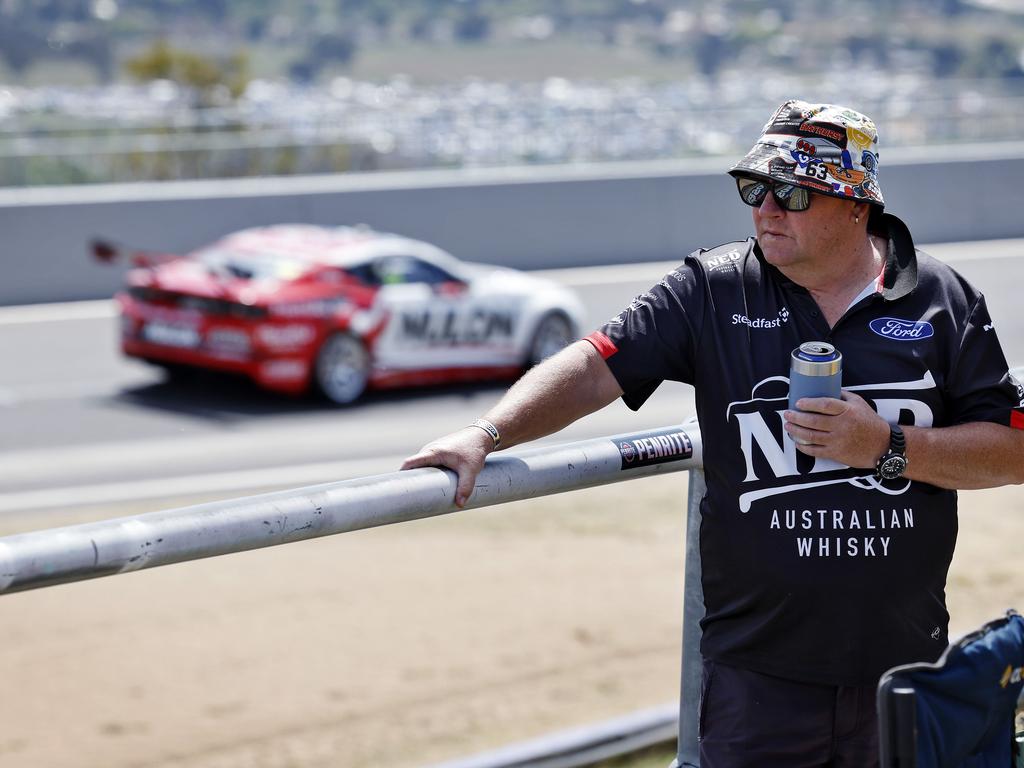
left=0, top=421, right=706, bottom=766
left=0, top=420, right=707, bottom=765
left=0, top=421, right=702, bottom=593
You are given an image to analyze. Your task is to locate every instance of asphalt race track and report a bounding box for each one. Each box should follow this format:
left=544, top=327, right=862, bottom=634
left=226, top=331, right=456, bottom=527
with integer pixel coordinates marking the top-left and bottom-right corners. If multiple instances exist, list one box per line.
left=0, top=238, right=1021, bottom=518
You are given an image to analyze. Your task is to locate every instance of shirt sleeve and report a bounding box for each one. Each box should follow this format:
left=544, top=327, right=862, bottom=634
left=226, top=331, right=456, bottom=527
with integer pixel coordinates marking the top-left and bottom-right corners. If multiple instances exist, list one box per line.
left=584, top=260, right=704, bottom=410
left=946, top=293, right=1024, bottom=429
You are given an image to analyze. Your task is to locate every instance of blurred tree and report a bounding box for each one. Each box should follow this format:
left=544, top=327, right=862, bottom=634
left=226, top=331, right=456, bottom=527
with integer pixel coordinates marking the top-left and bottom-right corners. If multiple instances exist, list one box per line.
left=311, top=32, right=358, bottom=65
left=124, top=39, right=176, bottom=80
left=845, top=33, right=889, bottom=69
left=455, top=8, right=491, bottom=41
left=694, top=30, right=725, bottom=76
left=961, top=35, right=1024, bottom=79
left=931, top=41, right=962, bottom=77
left=67, top=33, right=116, bottom=81
left=124, top=40, right=251, bottom=101
left=289, top=32, right=358, bottom=82
left=0, top=14, right=114, bottom=81
left=0, top=26, right=42, bottom=74
left=408, top=14, right=433, bottom=40
left=288, top=59, right=317, bottom=83
left=36, top=0, right=91, bottom=23
left=980, top=37, right=1024, bottom=78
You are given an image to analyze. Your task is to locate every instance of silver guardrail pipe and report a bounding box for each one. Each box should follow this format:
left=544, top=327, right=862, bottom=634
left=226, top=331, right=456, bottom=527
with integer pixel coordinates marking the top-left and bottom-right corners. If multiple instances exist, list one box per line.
left=0, top=420, right=709, bottom=766
left=0, top=421, right=702, bottom=595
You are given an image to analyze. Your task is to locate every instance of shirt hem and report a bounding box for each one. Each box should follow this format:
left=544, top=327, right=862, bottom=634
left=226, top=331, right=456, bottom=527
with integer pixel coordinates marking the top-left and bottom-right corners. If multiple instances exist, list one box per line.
left=705, top=649, right=885, bottom=688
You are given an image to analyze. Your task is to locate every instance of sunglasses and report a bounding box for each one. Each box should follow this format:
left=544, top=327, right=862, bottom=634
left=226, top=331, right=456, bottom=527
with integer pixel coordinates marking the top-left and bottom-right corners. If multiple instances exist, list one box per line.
left=736, top=177, right=813, bottom=212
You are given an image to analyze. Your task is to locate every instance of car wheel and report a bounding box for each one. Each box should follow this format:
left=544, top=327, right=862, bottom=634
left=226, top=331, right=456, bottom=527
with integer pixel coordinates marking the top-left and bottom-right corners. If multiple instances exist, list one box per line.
left=315, top=332, right=369, bottom=405
left=525, top=312, right=574, bottom=368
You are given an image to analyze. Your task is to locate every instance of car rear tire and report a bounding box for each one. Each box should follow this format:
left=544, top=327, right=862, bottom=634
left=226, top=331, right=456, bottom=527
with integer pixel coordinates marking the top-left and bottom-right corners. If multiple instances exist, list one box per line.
left=315, top=333, right=369, bottom=405
left=525, top=312, right=574, bottom=368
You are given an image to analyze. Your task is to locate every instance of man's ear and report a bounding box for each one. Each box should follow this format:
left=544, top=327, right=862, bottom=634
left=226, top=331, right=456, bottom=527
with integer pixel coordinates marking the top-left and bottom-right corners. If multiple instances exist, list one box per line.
left=852, top=200, right=872, bottom=226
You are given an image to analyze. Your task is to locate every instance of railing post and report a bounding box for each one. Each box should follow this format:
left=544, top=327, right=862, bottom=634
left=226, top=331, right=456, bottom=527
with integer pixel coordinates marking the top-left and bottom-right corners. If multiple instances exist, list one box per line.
left=671, top=468, right=705, bottom=768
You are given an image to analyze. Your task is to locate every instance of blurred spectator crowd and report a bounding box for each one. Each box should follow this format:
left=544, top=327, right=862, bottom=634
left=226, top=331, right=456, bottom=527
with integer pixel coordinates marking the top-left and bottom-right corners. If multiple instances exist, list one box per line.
left=1, top=71, right=1023, bottom=186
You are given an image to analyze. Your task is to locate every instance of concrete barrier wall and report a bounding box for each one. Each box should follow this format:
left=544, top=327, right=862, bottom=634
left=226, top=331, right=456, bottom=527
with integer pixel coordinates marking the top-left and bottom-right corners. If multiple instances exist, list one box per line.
left=2, top=143, right=1023, bottom=306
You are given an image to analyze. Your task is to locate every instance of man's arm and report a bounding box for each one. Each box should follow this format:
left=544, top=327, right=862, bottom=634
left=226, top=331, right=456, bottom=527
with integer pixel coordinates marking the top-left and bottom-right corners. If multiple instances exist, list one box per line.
left=901, top=421, right=1024, bottom=488
left=401, top=340, right=624, bottom=506
left=783, top=391, right=1024, bottom=488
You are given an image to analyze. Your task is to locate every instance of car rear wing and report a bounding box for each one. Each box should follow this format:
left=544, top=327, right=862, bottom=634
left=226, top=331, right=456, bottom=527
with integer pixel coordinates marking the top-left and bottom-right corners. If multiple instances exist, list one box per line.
left=90, top=238, right=179, bottom=268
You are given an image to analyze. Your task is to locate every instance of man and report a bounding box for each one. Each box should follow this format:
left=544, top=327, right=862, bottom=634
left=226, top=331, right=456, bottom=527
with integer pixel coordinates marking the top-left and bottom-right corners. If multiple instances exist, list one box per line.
left=402, top=101, right=1024, bottom=766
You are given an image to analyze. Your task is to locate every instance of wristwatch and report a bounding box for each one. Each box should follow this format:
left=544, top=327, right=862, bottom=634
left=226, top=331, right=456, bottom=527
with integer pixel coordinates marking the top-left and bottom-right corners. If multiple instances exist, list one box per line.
left=875, top=424, right=908, bottom=481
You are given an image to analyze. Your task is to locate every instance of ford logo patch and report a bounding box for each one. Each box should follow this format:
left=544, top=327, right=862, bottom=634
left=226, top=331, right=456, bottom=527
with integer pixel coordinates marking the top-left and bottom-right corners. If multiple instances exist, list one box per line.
left=869, top=317, right=934, bottom=341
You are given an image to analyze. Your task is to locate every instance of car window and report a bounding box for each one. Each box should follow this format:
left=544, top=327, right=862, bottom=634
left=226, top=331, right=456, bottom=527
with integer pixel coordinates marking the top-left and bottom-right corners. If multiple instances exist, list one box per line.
left=195, top=249, right=308, bottom=281
left=374, top=255, right=459, bottom=285
left=345, top=263, right=381, bottom=286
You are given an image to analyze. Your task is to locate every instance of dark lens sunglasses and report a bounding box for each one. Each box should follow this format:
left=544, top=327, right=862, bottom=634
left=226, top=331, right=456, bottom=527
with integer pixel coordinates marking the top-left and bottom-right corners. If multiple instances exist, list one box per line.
left=736, top=177, right=812, bottom=212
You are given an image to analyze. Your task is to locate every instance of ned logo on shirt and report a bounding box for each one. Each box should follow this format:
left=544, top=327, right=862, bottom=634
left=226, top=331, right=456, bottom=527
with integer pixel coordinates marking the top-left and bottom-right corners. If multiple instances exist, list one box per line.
left=728, top=372, right=937, bottom=502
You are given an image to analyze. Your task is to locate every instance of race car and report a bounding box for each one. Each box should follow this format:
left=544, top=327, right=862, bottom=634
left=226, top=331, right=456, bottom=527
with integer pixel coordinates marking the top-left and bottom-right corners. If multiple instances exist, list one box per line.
left=98, top=224, right=586, bottom=404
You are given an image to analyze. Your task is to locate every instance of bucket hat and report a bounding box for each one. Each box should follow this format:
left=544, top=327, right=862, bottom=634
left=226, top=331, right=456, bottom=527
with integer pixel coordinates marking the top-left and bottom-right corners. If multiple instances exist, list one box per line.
left=729, top=100, right=884, bottom=207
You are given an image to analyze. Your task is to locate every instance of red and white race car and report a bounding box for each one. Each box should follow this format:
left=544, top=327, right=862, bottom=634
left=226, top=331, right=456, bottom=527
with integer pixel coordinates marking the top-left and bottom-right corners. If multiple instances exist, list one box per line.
left=102, top=224, right=585, bottom=404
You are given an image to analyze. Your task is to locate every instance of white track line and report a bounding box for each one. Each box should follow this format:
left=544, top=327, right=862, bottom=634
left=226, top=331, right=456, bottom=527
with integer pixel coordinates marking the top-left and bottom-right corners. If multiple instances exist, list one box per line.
left=0, top=299, right=115, bottom=325
left=0, top=455, right=410, bottom=515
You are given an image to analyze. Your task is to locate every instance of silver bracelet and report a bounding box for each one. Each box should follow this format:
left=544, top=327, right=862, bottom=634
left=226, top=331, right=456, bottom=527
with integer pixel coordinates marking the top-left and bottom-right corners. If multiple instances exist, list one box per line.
left=470, top=418, right=501, bottom=448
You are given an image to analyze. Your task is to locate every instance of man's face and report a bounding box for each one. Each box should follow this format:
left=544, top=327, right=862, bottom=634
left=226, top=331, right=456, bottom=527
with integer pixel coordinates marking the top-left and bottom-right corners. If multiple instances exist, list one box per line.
left=752, top=186, right=857, bottom=270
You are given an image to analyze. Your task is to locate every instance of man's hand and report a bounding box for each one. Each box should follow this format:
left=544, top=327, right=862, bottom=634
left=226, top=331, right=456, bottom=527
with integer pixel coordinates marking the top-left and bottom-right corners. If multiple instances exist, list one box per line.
left=401, top=426, right=495, bottom=507
left=400, top=341, right=624, bottom=508
left=783, top=390, right=890, bottom=468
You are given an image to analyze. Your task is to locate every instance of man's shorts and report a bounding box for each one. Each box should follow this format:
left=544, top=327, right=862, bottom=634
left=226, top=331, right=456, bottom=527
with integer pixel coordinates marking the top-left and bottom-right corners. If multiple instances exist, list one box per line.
left=698, top=659, right=879, bottom=768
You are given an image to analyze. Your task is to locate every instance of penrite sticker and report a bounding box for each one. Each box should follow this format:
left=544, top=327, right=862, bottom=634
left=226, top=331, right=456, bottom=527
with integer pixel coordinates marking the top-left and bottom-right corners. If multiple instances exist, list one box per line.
left=615, top=427, right=693, bottom=470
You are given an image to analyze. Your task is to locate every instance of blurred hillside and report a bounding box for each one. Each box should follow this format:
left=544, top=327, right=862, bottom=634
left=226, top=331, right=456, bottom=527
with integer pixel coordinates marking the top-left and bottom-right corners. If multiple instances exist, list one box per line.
left=3, top=1, right=1024, bottom=186
left=2, top=0, right=1024, bottom=86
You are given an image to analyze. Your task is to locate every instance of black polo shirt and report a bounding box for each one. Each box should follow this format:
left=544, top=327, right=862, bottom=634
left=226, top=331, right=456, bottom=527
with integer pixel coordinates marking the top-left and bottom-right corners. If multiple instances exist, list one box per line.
left=587, top=213, right=1024, bottom=686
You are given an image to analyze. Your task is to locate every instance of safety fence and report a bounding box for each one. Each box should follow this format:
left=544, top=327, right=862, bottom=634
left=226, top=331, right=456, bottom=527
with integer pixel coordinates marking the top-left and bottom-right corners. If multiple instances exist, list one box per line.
left=0, top=420, right=707, bottom=767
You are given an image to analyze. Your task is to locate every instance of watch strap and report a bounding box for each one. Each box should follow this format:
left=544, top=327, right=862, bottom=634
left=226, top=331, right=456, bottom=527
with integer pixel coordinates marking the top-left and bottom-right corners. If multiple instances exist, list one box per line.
left=875, top=424, right=908, bottom=480
left=889, top=424, right=906, bottom=454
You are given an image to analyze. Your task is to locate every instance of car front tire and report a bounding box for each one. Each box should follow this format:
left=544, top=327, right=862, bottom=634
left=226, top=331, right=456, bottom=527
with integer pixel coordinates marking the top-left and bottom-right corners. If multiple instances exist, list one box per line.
left=315, top=332, right=370, bottom=405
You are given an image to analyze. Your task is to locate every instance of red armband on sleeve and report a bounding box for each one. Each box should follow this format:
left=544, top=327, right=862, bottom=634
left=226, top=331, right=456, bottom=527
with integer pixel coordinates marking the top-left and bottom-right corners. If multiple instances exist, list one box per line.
left=584, top=331, right=618, bottom=360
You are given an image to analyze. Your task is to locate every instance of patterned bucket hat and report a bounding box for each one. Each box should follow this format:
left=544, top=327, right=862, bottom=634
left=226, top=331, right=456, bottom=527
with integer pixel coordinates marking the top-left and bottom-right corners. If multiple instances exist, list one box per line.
left=729, top=100, right=884, bottom=207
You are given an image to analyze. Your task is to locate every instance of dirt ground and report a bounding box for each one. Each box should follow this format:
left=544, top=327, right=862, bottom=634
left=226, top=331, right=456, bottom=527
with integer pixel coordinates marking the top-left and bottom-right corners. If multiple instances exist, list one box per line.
left=0, top=476, right=1021, bottom=768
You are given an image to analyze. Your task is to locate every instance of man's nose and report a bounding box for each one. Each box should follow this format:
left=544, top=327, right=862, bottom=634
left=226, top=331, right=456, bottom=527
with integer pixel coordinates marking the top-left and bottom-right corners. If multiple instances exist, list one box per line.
left=758, top=191, right=785, bottom=216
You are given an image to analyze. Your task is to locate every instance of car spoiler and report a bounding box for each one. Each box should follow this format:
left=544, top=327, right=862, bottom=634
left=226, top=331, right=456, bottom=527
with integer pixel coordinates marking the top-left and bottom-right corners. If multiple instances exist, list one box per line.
left=90, top=238, right=178, bottom=268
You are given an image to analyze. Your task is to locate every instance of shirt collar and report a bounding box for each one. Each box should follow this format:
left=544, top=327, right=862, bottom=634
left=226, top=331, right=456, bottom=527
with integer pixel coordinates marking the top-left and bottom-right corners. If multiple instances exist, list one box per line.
left=877, top=213, right=918, bottom=301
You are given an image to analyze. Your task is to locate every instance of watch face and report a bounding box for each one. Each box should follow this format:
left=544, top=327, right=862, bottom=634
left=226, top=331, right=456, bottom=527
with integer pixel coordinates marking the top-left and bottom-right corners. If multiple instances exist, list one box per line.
left=880, top=455, right=908, bottom=480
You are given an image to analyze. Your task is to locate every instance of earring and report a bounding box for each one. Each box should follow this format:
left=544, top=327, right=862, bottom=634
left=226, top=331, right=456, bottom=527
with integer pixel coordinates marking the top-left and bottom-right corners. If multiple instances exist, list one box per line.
left=855, top=216, right=860, bottom=224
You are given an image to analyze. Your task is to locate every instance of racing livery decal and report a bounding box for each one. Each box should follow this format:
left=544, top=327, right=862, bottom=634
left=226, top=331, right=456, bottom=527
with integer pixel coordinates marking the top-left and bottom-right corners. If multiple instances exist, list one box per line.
left=400, top=309, right=516, bottom=345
